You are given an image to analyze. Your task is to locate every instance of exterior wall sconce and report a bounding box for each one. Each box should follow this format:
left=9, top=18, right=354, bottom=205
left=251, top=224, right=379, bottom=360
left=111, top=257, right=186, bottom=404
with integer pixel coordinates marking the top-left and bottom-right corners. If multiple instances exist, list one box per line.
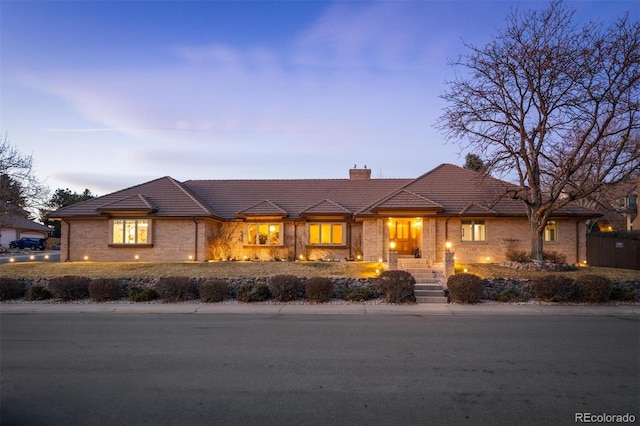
left=445, top=241, right=452, bottom=252
left=83, top=255, right=89, bottom=261
left=389, top=241, right=397, bottom=251
left=188, top=255, right=194, bottom=261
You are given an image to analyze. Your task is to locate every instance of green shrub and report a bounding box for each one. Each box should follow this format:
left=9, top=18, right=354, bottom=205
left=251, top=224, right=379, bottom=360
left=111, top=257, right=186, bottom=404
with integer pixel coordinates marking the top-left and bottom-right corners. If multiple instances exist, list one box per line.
left=609, top=284, right=637, bottom=302
left=268, top=275, right=303, bottom=302
left=494, top=288, right=525, bottom=303
left=156, top=277, right=199, bottom=302
left=128, top=286, right=159, bottom=302
left=530, top=275, right=577, bottom=302
left=26, top=285, right=52, bottom=301
left=237, top=282, right=270, bottom=303
left=342, top=287, right=373, bottom=302
left=576, top=275, right=612, bottom=303
left=200, top=280, right=229, bottom=303
left=0, top=278, right=24, bottom=301
left=305, top=277, right=334, bottom=303
left=88, top=278, right=122, bottom=302
left=447, top=273, right=483, bottom=304
left=505, top=249, right=530, bottom=262
left=375, top=270, right=415, bottom=303
left=48, top=276, right=90, bottom=300
left=543, top=251, right=567, bottom=264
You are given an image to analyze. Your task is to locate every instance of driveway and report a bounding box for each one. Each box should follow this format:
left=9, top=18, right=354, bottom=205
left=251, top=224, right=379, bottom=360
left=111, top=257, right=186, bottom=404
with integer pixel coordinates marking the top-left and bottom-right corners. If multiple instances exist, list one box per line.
left=1, top=313, right=638, bottom=426
left=0, top=249, right=60, bottom=263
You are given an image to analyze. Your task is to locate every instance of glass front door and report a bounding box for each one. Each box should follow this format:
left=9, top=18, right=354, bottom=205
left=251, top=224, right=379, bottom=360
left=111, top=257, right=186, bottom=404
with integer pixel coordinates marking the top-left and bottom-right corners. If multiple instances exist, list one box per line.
left=389, top=219, right=418, bottom=255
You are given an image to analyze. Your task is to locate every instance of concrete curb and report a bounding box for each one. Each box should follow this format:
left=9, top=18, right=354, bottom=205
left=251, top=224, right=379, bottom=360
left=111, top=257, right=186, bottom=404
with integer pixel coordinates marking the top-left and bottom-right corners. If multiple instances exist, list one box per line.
left=1, top=303, right=639, bottom=315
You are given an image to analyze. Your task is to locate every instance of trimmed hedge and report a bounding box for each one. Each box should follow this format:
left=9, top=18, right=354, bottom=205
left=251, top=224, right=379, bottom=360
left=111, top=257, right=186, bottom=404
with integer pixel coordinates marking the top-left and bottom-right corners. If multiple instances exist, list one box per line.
left=129, top=286, right=159, bottom=302
left=88, top=278, right=122, bottom=302
left=342, top=287, right=373, bottom=302
left=48, top=276, right=90, bottom=300
left=530, top=275, right=577, bottom=302
left=375, top=270, right=415, bottom=304
left=576, top=275, right=612, bottom=303
left=268, top=275, right=303, bottom=302
left=447, top=273, right=483, bottom=304
left=26, top=285, right=52, bottom=301
left=305, top=277, right=334, bottom=303
left=0, top=278, right=24, bottom=301
left=237, top=282, right=270, bottom=303
left=156, top=277, right=199, bottom=302
left=200, top=280, right=229, bottom=303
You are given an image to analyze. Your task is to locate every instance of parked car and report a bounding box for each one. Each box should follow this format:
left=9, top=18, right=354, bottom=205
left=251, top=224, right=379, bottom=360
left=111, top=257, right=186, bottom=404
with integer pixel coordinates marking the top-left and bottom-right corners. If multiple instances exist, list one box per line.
left=9, top=237, right=47, bottom=251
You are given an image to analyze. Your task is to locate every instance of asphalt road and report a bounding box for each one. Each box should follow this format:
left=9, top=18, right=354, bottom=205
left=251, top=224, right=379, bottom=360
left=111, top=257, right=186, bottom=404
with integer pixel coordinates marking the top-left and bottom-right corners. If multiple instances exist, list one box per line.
left=1, top=313, right=638, bottom=426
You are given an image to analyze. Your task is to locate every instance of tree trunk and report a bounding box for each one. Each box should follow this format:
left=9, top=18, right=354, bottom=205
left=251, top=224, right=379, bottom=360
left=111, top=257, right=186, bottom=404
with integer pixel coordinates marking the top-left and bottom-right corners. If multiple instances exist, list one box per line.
left=530, top=219, right=545, bottom=262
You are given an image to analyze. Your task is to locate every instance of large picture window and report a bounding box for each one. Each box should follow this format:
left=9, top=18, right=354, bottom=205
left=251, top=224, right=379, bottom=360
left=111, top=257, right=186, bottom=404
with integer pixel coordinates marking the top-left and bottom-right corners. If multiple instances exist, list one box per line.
left=461, top=220, right=486, bottom=242
left=246, top=223, right=281, bottom=245
left=112, top=219, right=150, bottom=244
left=544, top=221, right=557, bottom=242
left=309, top=223, right=344, bottom=245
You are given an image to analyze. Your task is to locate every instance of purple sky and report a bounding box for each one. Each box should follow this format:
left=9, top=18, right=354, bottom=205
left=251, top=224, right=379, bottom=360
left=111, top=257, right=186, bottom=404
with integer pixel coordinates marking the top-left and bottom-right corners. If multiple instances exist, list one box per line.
left=1, top=0, right=637, bottom=195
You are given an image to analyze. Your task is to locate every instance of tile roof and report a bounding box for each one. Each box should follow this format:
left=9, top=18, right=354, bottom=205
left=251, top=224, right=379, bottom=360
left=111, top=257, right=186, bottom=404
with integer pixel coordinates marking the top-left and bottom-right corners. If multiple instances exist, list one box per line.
left=236, top=200, right=288, bottom=218
left=48, top=164, right=600, bottom=220
left=300, top=199, right=352, bottom=217
left=371, top=190, right=444, bottom=212
left=48, top=176, right=216, bottom=218
left=0, top=213, right=51, bottom=232
left=96, top=194, right=156, bottom=213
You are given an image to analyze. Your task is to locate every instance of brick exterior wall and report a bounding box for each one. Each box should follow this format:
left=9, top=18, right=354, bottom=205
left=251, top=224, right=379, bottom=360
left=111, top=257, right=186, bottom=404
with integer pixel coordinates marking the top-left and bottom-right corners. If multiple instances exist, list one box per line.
left=61, top=218, right=209, bottom=262
left=61, top=215, right=588, bottom=264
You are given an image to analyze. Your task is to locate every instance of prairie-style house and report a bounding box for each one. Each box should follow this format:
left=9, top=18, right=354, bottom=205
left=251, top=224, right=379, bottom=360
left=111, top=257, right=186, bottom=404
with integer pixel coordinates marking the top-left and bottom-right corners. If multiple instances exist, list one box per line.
left=49, top=164, right=599, bottom=264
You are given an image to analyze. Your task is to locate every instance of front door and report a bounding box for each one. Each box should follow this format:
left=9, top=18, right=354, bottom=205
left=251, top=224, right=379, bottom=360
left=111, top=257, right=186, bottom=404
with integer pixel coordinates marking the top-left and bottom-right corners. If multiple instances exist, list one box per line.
left=390, top=219, right=418, bottom=256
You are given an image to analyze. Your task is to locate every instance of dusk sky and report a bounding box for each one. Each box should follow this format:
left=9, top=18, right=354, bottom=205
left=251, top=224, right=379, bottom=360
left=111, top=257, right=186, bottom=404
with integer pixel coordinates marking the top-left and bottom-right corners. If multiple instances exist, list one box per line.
left=1, top=0, right=638, bottom=196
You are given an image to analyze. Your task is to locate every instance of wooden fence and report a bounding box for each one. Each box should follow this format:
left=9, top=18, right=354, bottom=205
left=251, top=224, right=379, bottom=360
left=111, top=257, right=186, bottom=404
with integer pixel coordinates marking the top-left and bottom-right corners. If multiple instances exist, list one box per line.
left=586, top=232, right=640, bottom=270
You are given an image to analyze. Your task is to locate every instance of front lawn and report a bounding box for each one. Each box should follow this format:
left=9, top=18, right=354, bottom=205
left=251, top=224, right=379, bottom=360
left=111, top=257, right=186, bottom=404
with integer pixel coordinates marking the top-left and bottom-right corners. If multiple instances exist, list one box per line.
left=0, top=260, right=383, bottom=279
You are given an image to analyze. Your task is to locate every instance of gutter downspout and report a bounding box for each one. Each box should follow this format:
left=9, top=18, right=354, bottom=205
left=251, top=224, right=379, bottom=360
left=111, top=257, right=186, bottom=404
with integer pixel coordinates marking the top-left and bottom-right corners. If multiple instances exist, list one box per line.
left=192, top=218, right=198, bottom=261
left=63, top=219, right=70, bottom=262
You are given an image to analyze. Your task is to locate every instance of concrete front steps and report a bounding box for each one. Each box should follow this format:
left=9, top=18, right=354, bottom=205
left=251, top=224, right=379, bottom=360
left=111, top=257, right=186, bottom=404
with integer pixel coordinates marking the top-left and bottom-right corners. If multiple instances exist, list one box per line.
left=398, top=258, right=448, bottom=304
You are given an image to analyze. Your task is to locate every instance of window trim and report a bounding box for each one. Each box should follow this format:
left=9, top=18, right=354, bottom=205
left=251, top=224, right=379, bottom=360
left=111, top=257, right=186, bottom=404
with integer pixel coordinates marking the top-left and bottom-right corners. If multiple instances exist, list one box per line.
left=544, top=220, right=557, bottom=243
left=460, top=219, right=486, bottom=242
left=244, top=222, right=283, bottom=246
left=109, top=218, right=152, bottom=247
left=308, top=222, right=346, bottom=246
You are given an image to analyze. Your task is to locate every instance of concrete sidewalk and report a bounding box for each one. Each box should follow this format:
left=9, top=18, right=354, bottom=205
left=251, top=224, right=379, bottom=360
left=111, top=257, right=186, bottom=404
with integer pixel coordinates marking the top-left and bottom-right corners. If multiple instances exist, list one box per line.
left=1, top=302, right=639, bottom=315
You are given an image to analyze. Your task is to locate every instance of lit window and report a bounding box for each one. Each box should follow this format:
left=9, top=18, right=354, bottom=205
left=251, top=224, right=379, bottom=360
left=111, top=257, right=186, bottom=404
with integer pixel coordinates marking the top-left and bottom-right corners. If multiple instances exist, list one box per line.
left=246, top=223, right=281, bottom=245
left=461, top=220, right=486, bottom=242
left=309, top=223, right=344, bottom=246
left=111, top=219, right=150, bottom=244
left=544, top=221, right=557, bottom=242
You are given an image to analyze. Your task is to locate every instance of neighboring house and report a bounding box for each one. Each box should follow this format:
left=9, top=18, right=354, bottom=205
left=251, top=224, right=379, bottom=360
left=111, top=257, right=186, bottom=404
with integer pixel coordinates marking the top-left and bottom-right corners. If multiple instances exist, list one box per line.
left=0, top=212, right=51, bottom=247
left=48, top=164, right=599, bottom=264
left=587, top=179, right=638, bottom=232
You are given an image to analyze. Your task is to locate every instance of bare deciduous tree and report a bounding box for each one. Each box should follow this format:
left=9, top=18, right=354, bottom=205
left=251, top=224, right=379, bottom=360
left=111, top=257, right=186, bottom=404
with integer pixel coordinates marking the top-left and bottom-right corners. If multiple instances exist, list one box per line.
left=0, top=134, right=49, bottom=218
left=437, top=1, right=640, bottom=261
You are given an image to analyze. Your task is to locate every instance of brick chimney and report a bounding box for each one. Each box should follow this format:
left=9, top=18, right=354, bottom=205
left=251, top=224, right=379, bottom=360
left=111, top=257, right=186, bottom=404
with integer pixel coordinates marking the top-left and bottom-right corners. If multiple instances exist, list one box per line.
left=349, top=164, right=371, bottom=180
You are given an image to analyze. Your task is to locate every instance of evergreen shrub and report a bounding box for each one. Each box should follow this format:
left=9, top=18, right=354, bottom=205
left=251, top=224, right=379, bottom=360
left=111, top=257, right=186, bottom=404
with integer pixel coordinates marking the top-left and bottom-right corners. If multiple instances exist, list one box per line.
left=200, top=280, right=229, bottom=303
left=0, top=278, right=24, bottom=301
left=305, top=277, right=334, bottom=303
left=447, top=273, right=483, bottom=304
left=88, top=278, right=123, bottom=302
left=48, top=276, right=90, bottom=300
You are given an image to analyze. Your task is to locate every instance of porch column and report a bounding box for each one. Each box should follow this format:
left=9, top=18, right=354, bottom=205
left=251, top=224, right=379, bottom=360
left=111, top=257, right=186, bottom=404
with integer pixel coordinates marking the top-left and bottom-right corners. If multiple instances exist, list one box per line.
left=444, top=250, right=455, bottom=280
